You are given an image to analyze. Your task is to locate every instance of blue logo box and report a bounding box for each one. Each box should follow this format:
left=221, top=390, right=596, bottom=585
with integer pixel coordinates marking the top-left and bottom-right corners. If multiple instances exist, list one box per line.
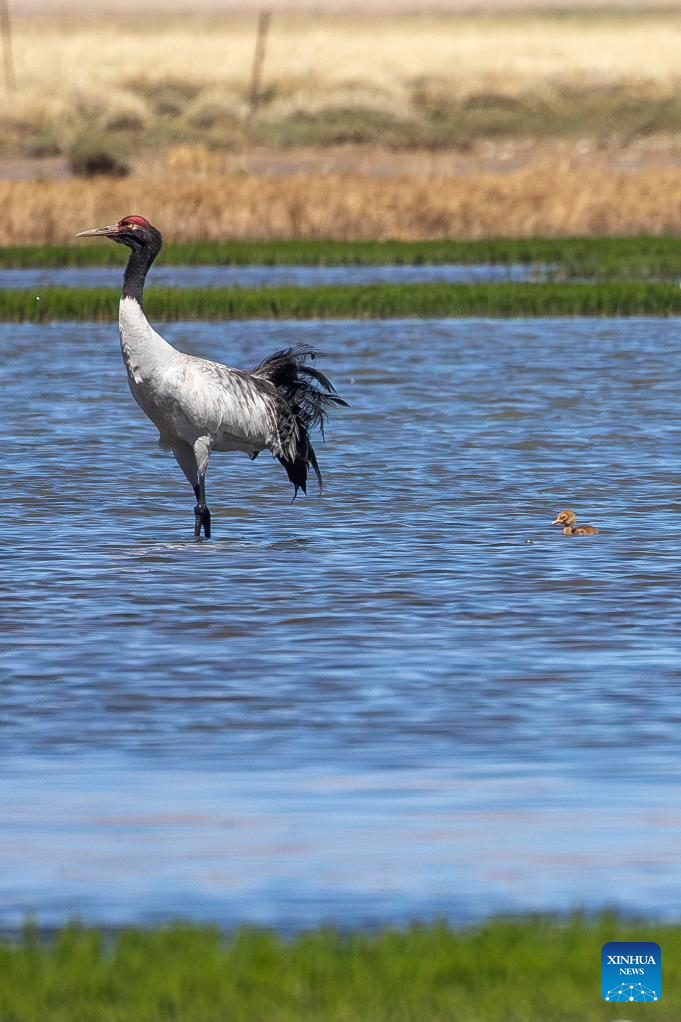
left=602, top=941, right=660, bottom=1003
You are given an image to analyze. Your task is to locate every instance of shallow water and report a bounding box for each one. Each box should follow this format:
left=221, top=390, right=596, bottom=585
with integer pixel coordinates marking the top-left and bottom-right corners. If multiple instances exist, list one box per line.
left=0, top=262, right=542, bottom=290
left=3, top=316, right=681, bottom=929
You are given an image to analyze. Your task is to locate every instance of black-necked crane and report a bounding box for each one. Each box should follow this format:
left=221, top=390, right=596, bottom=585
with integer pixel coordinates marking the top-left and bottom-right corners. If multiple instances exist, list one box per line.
left=77, top=215, right=347, bottom=539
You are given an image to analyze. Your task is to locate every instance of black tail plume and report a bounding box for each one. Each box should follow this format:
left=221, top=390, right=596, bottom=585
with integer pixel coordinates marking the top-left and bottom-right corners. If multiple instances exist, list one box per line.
left=252, top=345, right=347, bottom=496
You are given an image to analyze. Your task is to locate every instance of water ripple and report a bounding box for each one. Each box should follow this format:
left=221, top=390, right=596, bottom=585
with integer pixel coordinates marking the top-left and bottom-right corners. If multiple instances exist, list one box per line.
left=3, top=315, right=681, bottom=926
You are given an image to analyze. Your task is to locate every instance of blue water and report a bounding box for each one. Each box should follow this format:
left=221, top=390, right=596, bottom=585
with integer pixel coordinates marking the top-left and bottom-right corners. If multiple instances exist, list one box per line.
left=3, top=316, right=681, bottom=930
left=0, top=262, right=543, bottom=290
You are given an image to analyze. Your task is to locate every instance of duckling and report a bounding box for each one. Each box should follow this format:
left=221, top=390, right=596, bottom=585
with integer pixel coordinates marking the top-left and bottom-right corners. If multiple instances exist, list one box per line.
left=552, top=509, right=599, bottom=536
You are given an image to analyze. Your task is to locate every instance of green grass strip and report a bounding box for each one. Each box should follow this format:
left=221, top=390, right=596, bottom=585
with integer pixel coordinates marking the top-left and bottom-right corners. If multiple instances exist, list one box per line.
left=4, top=281, right=681, bottom=320
left=4, top=239, right=532, bottom=268
left=0, top=915, right=677, bottom=1021
left=1, top=235, right=681, bottom=276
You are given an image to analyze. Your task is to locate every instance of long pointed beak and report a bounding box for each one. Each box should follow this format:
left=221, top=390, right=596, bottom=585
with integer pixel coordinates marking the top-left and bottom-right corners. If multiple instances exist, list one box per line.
left=76, top=224, right=119, bottom=238
left=551, top=517, right=560, bottom=525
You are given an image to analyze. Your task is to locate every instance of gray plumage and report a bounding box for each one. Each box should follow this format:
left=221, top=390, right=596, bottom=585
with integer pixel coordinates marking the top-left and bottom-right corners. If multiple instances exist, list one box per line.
left=78, top=215, right=346, bottom=537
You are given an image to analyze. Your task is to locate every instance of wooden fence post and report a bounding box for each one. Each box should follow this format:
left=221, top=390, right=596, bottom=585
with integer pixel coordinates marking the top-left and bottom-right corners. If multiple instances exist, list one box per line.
left=0, top=0, right=15, bottom=92
left=248, top=10, right=271, bottom=119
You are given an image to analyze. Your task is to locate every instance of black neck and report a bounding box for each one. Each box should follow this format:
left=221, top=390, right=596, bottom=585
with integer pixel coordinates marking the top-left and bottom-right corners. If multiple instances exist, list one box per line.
left=122, top=244, right=158, bottom=306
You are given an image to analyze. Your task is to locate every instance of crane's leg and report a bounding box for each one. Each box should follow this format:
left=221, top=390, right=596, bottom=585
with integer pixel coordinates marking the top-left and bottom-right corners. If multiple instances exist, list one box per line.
left=193, top=437, right=212, bottom=540
left=193, top=477, right=211, bottom=539
left=171, top=438, right=212, bottom=539
left=171, top=440, right=205, bottom=540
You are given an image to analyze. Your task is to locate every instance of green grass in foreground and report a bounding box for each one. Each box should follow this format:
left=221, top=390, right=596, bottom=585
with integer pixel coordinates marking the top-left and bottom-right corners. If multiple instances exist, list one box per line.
left=0, top=915, right=676, bottom=1022
left=5, top=281, right=681, bottom=321
left=2, top=236, right=681, bottom=276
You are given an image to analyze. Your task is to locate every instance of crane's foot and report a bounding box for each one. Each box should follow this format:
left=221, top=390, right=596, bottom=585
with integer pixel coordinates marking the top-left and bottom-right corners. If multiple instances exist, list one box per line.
left=194, top=503, right=212, bottom=539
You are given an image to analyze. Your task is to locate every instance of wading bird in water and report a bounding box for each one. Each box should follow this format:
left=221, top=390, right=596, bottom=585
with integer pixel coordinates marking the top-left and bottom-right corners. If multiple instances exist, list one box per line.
left=77, top=215, right=346, bottom=539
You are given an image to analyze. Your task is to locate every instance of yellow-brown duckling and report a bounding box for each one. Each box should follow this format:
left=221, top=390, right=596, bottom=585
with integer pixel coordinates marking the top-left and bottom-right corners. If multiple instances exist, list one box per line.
left=552, top=509, right=599, bottom=536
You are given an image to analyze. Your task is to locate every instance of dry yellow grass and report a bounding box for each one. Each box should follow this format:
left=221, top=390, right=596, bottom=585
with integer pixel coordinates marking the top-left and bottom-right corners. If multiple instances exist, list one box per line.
left=9, top=10, right=681, bottom=96
left=4, top=9, right=681, bottom=155
left=4, top=151, right=681, bottom=243
left=3, top=9, right=681, bottom=240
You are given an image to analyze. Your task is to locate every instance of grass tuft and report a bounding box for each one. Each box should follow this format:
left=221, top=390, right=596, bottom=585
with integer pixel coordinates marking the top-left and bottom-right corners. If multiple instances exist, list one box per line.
left=66, top=131, right=131, bottom=178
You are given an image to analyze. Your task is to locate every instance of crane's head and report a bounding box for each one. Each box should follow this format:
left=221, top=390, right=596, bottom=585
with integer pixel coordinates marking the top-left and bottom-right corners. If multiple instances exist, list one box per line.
left=77, top=214, right=162, bottom=253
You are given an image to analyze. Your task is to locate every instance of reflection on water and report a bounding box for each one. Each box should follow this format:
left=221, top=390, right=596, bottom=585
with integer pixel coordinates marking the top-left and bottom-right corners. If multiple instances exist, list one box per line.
left=2, top=316, right=681, bottom=928
left=0, top=262, right=543, bottom=290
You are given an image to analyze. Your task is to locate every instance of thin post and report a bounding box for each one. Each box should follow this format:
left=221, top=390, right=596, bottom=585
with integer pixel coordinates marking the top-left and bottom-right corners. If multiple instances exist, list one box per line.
left=0, top=0, right=14, bottom=92
left=248, top=10, right=270, bottom=117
